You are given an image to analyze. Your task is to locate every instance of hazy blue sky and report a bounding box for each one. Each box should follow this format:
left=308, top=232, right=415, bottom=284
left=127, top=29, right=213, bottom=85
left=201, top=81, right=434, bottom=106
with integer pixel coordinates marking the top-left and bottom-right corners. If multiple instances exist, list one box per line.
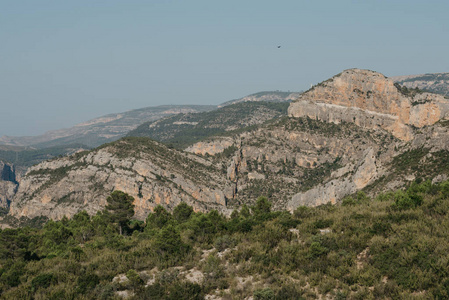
left=1, top=0, right=448, bottom=136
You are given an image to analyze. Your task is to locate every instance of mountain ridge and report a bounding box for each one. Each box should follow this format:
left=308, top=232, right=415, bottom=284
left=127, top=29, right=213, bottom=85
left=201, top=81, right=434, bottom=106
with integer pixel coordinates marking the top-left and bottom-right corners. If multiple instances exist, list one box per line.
left=0, top=105, right=216, bottom=149
left=1, top=91, right=300, bottom=150
left=3, top=69, right=449, bottom=224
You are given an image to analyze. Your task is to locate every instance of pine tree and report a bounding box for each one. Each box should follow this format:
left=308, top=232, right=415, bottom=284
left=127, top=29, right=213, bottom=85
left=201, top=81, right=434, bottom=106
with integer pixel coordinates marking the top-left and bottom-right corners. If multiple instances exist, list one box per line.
left=105, top=190, right=135, bottom=235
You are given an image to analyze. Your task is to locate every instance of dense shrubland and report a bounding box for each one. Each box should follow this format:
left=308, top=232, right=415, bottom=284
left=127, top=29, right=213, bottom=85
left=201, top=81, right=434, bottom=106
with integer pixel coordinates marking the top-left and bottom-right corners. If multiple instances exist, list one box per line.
left=1, top=180, right=449, bottom=299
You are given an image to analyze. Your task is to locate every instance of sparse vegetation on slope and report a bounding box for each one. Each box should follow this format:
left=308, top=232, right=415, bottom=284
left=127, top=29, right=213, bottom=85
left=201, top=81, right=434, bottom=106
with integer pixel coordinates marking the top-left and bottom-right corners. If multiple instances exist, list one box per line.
left=127, top=102, right=289, bottom=149
left=2, top=180, right=449, bottom=299
left=392, top=73, right=449, bottom=97
left=394, top=82, right=425, bottom=98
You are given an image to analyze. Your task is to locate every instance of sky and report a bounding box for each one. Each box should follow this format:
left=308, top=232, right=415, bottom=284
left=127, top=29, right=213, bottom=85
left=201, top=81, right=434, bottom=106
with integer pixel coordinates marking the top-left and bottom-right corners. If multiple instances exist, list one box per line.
left=1, top=0, right=448, bottom=136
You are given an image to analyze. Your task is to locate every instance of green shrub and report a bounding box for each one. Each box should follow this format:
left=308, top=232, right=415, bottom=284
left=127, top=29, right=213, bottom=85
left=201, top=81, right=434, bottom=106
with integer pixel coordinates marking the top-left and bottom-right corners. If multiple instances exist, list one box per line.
left=126, top=269, right=144, bottom=291
left=31, top=273, right=55, bottom=291
left=214, top=235, right=235, bottom=252
left=77, top=272, right=100, bottom=294
left=308, top=241, right=329, bottom=258
left=254, top=287, right=275, bottom=300
left=275, top=284, right=305, bottom=299
left=392, top=190, right=423, bottom=210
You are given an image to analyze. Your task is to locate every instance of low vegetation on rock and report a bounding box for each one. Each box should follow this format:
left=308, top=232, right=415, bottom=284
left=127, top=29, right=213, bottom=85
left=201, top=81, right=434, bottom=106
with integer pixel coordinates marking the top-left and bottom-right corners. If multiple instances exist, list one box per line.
left=2, top=179, right=449, bottom=299
left=127, top=102, right=290, bottom=149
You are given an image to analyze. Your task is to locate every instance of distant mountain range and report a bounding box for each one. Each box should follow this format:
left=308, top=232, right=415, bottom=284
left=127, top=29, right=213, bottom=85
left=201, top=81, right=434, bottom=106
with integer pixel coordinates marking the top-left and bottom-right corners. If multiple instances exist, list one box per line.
left=0, top=92, right=299, bottom=170
left=219, top=91, right=301, bottom=107
left=391, top=73, right=449, bottom=97
left=0, top=105, right=216, bottom=149
left=0, top=91, right=300, bottom=150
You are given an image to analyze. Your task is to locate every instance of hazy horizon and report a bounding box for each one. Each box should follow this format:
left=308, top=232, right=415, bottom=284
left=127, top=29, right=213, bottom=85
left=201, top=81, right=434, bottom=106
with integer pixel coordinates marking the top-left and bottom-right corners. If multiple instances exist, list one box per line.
left=1, top=0, right=448, bottom=136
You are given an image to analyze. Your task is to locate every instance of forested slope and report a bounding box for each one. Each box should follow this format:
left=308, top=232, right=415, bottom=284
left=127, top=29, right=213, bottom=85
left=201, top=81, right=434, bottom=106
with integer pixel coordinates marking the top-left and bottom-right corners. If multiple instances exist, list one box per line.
left=2, top=180, right=449, bottom=299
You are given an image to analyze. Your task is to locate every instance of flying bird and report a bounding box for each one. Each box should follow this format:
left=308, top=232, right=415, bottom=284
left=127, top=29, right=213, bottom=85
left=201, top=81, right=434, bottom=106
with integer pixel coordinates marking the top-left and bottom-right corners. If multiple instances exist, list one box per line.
left=277, top=45, right=281, bottom=48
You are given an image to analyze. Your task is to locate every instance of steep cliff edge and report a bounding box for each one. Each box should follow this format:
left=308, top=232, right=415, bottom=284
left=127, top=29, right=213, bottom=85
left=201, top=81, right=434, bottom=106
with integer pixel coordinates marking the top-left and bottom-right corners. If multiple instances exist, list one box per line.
left=288, top=69, right=449, bottom=140
left=0, top=161, right=18, bottom=212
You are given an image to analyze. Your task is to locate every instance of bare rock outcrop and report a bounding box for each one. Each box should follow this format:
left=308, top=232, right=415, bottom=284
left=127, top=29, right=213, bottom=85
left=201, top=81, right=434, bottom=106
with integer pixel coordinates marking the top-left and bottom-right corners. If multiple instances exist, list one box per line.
left=287, top=148, right=378, bottom=210
left=186, top=137, right=235, bottom=156
left=288, top=69, right=449, bottom=141
left=0, top=161, right=18, bottom=210
left=9, top=139, right=227, bottom=220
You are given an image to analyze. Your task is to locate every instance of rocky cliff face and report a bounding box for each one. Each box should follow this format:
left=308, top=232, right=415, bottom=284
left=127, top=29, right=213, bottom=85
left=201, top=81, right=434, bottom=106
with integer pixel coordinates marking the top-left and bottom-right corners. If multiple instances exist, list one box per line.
left=9, top=138, right=228, bottom=220
left=5, top=69, right=449, bottom=223
left=288, top=69, right=449, bottom=140
left=192, top=116, right=397, bottom=210
left=0, top=161, right=18, bottom=211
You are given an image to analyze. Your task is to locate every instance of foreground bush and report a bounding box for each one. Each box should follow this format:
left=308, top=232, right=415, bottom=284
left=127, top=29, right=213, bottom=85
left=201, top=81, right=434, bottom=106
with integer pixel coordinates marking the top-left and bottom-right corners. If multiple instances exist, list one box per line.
left=1, top=181, right=449, bottom=299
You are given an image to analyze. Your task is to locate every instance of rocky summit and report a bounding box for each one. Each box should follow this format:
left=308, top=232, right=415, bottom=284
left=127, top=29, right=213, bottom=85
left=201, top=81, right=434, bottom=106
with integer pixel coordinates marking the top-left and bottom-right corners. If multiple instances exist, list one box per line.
left=288, top=69, right=449, bottom=141
left=4, top=69, right=449, bottom=223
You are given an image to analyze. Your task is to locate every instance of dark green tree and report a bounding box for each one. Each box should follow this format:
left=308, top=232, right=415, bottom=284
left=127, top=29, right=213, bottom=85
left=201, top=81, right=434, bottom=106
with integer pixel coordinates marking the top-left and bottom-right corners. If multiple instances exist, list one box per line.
left=240, top=204, right=251, bottom=218
left=105, top=190, right=135, bottom=235
left=146, top=205, right=172, bottom=230
left=252, top=196, right=271, bottom=215
left=154, top=224, right=190, bottom=263
left=126, top=269, right=144, bottom=292
left=70, top=211, right=94, bottom=244
left=76, top=272, right=100, bottom=294
left=173, top=202, right=193, bottom=223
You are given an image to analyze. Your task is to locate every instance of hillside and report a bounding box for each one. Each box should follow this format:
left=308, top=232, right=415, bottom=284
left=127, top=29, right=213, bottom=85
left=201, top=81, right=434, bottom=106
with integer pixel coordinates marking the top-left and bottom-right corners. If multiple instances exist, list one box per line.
left=0, top=105, right=216, bottom=149
left=9, top=137, right=228, bottom=221
left=127, top=102, right=290, bottom=149
left=2, top=180, right=449, bottom=299
left=0, top=91, right=300, bottom=150
left=391, top=73, right=449, bottom=97
left=0, top=92, right=298, bottom=170
left=187, top=69, right=449, bottom=210
left=219, top=91, right=301, bottom=107
left=4, top=69, right=449, bottom=224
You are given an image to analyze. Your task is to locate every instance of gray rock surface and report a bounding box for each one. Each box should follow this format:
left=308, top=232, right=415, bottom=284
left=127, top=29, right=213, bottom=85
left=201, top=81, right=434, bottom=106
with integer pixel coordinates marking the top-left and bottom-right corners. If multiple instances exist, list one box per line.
left=0, top=161, right=18, bottom=210
left=10, top=139, right=227, bottom=220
